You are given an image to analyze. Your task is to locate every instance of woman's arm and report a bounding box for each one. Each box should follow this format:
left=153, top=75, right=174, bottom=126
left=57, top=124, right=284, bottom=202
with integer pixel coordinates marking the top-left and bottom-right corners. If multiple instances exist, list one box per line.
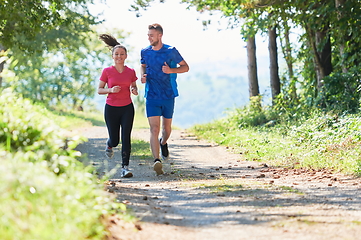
left=98, top=80, right=120, bottom=95
left=131, top=81, right=138, bottom=96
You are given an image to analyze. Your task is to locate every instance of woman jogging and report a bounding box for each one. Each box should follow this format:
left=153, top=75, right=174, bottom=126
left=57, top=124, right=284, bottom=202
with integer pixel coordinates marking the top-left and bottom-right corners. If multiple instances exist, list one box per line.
left=98, top=34, right=138, bottom=178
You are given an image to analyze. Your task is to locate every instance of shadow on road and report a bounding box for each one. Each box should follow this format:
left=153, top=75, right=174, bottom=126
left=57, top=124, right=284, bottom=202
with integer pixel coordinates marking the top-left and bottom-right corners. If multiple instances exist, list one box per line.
left=75, top=129, right=361, bottom=232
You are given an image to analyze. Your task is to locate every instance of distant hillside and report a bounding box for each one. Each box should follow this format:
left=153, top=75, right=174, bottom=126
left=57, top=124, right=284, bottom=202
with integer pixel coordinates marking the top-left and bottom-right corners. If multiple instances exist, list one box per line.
left=173, top=58, right=271, bottom=128
left=94, top=57, right=271, bottom=129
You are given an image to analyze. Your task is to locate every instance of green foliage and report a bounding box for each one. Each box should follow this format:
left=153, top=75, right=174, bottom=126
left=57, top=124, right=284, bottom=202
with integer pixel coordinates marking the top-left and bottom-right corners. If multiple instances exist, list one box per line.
left=0, top=153, right=124, bottom=240
left=4, top=26, right=129, bottom=109
left=0, top=89, right=130, bottom=239
left=4, top=28, right=119, bottom=109
left=0, top=89, right=75, bottom=157
left=191, top=100, right=361, bottom=175
left=132, top=0, right=361, bottom=116
left=0, top=0, right=100, bottom=52
left=226, top=96, right=275, bottom=128
left=1, top=0, right=111, bottom=109
left=315, top=68, right=361, bottom=113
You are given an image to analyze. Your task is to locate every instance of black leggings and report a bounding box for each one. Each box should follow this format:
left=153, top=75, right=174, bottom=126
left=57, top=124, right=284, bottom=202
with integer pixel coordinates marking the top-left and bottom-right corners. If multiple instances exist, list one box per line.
left=104, top=103, right=135, bottom=167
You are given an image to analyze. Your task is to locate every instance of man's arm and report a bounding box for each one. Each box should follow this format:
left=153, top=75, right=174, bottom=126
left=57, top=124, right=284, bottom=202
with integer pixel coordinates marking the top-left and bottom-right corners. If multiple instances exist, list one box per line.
left=141, top=64, right=147, bottom=83
left=176, top=60, right=189, bottom=73
left=162, top=60, right=189, bottom=74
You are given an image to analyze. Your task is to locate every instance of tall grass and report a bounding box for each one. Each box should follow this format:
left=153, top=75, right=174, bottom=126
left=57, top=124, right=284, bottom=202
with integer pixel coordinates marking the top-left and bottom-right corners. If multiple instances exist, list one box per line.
left=190, top=97, right=361, bottom=175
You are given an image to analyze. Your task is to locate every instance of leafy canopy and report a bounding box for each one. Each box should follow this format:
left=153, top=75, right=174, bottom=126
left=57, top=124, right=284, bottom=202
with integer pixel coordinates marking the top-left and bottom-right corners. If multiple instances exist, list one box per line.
left=0, top=0, right=100, bottom=52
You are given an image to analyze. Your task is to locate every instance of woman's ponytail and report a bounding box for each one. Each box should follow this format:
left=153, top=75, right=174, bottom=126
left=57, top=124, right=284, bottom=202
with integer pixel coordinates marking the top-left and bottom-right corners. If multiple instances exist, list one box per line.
left=99, top=34, right=120, bottom=47
left=99, top=34, right=127, bottom=54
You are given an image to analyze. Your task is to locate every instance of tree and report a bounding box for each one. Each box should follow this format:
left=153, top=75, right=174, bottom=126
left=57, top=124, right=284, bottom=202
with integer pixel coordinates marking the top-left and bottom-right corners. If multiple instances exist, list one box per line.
left=0, top=0, right=101, bottom=88
left=0, top=0, right=99, bottom=50
left=268, top=25, right=280, bottom=101
left=279, top=18, right=297, bottom=101
left=5, top=28, right=126, bottom=109
left=131, top=0, right=361, bottom=112
left=247, top=36, right=259, bottom=97
left=335, top=0, right=347, bottom=73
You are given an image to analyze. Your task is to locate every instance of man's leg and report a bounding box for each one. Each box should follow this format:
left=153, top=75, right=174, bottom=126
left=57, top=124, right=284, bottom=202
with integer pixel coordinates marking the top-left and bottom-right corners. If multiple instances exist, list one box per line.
left=148, top=116, right=164, bottom=175
left=148, top=116, right=161, bottom=160
left=159, top=98, right=175, bottom=159
left=161, top=117, right=172, bottom=145
left=160, top=117, right=172, bottom=159
left=145, top=99, right=164, bottom=175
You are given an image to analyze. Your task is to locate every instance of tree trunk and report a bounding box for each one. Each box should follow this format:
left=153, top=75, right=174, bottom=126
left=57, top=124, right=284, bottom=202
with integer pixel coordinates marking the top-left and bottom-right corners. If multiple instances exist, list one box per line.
left=0, top=44, right=6, bottom=88
left=282, top=22, right=297, bottom=100
left=316, top=27, right=333, bottom=81
left=335, top=0, right=347, bottom=73
left=247, top=36, right=259, bottom=97
left=306, top=24, right=332, bottom=90
left=268, top=26, right=280, bottom=102
left=0, top=60, right=4, bottom=88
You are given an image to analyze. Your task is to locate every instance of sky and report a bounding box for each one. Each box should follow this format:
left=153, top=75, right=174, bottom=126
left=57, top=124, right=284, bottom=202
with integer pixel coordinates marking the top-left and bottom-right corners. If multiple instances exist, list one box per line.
left=91, top=0, right=270, bottom=66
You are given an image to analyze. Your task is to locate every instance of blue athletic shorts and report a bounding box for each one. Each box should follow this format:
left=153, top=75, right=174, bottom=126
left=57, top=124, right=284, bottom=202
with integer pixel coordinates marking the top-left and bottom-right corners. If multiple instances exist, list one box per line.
left=146, top=98, right=175, bottom=119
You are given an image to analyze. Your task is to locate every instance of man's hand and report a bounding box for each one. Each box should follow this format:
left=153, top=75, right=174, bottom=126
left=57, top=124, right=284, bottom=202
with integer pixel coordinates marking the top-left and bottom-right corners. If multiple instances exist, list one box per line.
left=141, top=74, right=147, bottom=84
left=162, top=62, right=172, bottom=74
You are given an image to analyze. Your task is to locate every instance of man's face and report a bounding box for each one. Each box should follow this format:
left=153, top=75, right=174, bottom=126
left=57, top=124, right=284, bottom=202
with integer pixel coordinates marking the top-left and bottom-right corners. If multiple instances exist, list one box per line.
left=148, top=29, right=162, bottom=46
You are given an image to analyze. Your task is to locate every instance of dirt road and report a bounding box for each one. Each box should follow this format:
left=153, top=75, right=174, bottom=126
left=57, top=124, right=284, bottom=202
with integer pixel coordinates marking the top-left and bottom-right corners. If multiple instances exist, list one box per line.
left=76, top=126, right=361, bottom=240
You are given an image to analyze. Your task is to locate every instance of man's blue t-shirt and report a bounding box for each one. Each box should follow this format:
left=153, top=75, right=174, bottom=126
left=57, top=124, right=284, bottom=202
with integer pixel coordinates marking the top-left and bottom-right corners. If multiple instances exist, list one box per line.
left=141, top=44, right=184, bottom=100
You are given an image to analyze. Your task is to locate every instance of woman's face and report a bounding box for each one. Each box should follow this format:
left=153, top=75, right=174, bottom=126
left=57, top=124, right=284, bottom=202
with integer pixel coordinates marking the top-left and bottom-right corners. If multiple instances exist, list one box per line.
left=112, top=47, right=127, bottom=64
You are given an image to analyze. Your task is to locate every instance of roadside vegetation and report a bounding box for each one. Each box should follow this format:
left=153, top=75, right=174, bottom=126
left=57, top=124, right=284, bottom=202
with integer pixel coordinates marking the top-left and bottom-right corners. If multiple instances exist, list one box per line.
left=0, top=89, right=143, bottom=240
left=190, top=96, right=361, bottom=176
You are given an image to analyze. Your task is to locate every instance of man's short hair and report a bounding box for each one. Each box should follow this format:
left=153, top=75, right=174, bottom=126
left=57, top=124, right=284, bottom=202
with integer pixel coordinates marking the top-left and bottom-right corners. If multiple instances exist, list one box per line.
left=148, top=23, right=163, bottom=34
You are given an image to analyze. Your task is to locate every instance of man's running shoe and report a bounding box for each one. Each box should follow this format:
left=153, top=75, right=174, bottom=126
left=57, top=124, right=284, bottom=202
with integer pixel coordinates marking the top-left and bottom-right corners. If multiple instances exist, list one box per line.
left=153, top=159, right=164, bottom=176
left=120, top=166, right=133, bottom=178
left=159, top=138, right=169, bottom=160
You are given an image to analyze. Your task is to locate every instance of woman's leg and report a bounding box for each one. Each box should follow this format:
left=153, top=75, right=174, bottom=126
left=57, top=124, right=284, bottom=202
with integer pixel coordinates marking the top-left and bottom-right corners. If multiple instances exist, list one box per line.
left=119, top=103, right=135, bottom=167
left=104, top=104, right=121, bottom=148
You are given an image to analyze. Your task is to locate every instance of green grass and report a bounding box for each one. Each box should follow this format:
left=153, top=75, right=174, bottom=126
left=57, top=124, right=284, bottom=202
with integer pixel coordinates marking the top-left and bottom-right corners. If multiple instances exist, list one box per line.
left=198, top=182, right=244, bottom=194
left=133, top=110, right=150, bottom=129
left=191, top=179, right=305, bottom=198
left=48, top=107, right=149, bottom=130
left=190, top=109, right=361, bottom=176
left=278, top=186, right=303, bottom=194
left=131, top=138, right=153, bottom=160
left=50, top=108, right=105, bottom=128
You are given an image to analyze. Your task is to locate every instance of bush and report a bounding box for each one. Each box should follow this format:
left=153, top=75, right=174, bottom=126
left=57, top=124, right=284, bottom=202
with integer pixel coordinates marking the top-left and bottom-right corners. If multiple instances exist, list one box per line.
left=226, top=96, right=277, bottom=128
left=0, top=89, right=127, bottom=239
left=315, top=69, right=361, bottom=113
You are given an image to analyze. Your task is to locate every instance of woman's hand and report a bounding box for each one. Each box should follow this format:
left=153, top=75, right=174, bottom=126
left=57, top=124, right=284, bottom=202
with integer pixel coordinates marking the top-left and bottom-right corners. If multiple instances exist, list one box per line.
left=131, top=87, right=138, bottom=96
left=110, top=85, right=121, bottom=93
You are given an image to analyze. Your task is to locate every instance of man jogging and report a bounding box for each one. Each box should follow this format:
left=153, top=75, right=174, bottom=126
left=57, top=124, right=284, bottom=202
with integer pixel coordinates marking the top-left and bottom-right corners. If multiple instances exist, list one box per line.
left=140, top=23, right=189, bottom=175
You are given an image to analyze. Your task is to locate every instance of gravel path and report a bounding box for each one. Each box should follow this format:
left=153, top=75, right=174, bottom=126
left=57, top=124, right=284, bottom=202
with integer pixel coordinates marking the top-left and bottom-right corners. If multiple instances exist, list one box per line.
left=75, top=126, right=361, bottom=240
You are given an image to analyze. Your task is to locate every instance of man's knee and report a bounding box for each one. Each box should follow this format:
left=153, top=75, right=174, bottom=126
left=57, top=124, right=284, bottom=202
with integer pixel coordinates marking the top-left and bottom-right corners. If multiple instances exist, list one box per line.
left=150, top=126, right=160, bottom=135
